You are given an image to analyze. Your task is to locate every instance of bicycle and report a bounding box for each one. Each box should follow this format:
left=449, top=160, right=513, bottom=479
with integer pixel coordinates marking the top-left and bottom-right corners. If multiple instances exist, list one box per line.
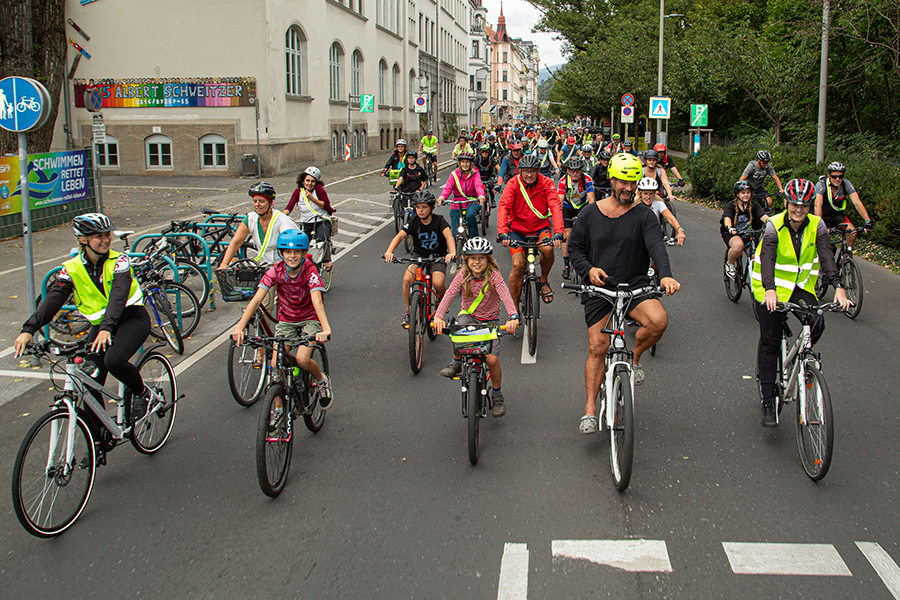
left=509, top=237, right=552, bottom=356
left=452, top=199, right=480, bottom=274
left=12, top=339, right=180, bottom=537
left=815, top=226, right=865, bottom=319
left=391, top=191, right=416, bottom=253
left=561, top=282, right=664, bottom=491
left=424, top=152, right=439, bottom=184
left=303, top=216, right=334, bottom=293
left=723, top=228, right=765, bottom=304
left=659, top=196, right=679, bottom=246
left=245, top=334, right=329, bottom=497
left=120, top=230, right=210, bottom=309
left=387, top=256, right=443, bottom=374
left=769, top=300, right=843, bottom=480
left=480, top=178, right=496, bottom=237
left=438, top=320, right=511, bottom=465
left=132, top=259, right=201, bottom=355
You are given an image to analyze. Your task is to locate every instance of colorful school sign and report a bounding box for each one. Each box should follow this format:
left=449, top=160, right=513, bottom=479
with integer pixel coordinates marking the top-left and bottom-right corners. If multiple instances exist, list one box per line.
left=73, top=77, right=257, bottom=109
left=0, top=149, right=90, bottom=217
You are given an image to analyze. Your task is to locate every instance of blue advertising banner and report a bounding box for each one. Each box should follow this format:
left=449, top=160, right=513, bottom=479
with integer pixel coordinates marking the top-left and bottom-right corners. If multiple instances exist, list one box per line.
left=0, top=149, right=90, bottom=217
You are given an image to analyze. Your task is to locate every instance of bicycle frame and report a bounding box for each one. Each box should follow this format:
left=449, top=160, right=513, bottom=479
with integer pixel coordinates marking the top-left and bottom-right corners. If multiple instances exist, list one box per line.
left=460, top=356, right=490, bottom=416
left=601, top=294, right=636, bottom=429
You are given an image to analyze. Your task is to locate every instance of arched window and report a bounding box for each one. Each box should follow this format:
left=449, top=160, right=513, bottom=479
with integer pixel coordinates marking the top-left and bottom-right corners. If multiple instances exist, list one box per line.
left=145, top=134, right=172, bottom=169
left=285, top=26, right=307, bottom=96
left=351, top=50, right=363, bottom=97
left=353, top=130, right=359, bottom=155
left=329, top=43, right=344, bottom=101
left=361, top=128, right=367, bottom=154
left=409, top=69, right=416, bottom=107
left=341, top=130, right=347, bottom=157
left=392, top=64, right=400, bottom=106
left=199, top=134, right=227, bottom=169
left=378, top=60, right=387, bottom=106
left=380, top=129, right=385, bottom=150
left=331, top=131, right=338, bottom=159
left=96, top=135, right=119, bottom=168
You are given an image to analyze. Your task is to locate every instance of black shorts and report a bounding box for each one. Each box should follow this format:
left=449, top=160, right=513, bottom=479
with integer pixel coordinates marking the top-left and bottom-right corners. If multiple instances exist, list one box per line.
left=822, top=214, right=852, bottom=229
left=584, top=295, right=653, bottom=329
left=410, top=252, right=447, bottom=275
left=722, top=231, right=741, bottom=246
left=563, top=205, right=584, bottom=229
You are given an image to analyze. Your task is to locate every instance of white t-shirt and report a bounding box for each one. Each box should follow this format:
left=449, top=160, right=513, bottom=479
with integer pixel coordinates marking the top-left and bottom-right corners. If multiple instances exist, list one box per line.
left=246, top=210, right=299, bottom=265
left=643, top=199, right=669, bottom=219
left=295, top=188, right=331, bottom=224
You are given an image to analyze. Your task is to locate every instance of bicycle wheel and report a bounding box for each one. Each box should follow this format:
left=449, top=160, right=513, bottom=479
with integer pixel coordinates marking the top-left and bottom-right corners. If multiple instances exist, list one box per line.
left=147, top=289, right=185, bottom=355
left=12, top=410, right=96, bottom=538
left=166, top=259, right=210, bottom=309
left=609, top=367, right=634, bottom=491
left=480, top=205, right=490, bottom=237
left=408, top=290, right=425, bottom=374
left=227, top=312, right=268, bottom=406
left=256, top=384, right=292, bottom=497
left=426, top=292, right=438, bottom=340
left=526, top=279, right=538, bottom=356
left=724, top=251, right=743, bottom=302
left=393, top=196, right=403, bottom=234
left=303, top=345, right=329, bottom=432
left=318, top=254, right=333, bottom=293
left=467, top=369, right=480, bottom=465
left=842, top=258, right=863, bottom=319
left=795, top=363, right=833, bottom=480
left=160, top=281, right=201, bottom=338
left=130, top=352, right=177, bottom=454
left=663, top=201, right=678, bottom=241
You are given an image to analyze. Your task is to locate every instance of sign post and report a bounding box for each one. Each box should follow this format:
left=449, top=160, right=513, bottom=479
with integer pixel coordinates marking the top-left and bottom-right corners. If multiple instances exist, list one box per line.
left=690, top=104, right=708, bottom=127
left=0, top=76, right=52, bottom=324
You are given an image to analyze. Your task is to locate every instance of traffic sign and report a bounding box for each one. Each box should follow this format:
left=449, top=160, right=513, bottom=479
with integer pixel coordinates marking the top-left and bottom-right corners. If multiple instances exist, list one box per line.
left=414, top=95, right=427, bottom=114
left=344, top=144, right=351, bottom=162
left=691, top=104, right=708, bottom=127
left=84, top=87, right=102, bottom=112
left=92, top=114, right=106, bottom=144
left=360, top=94, right=375, bottom=113
left=0, top=77, right=51, bottom=132
left=621, top=94, right=634, bottom=107
left=650, top=96, right=671, bottom=120
left=621, top=106, right=634, bottom=124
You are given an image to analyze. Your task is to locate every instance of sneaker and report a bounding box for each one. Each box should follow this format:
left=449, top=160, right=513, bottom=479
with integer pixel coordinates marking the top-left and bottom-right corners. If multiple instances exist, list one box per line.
left=440, top=361, right=463, bottom=378
left=633, top=364, right=645, bottom=386
left=561, top=265, right=571, bottom=280
left=725, top=263, right=737, bottom=279
left=491, top=394, right=506, bottom=418
left=761, top=398, right=777, bottom=427
left=131, top=389, right=150, bottom=423
left=400, top=314, right=410, bottom=328
left=579, top=414, right=599, bottom=434
left=317, top=376, right=334, bottom=410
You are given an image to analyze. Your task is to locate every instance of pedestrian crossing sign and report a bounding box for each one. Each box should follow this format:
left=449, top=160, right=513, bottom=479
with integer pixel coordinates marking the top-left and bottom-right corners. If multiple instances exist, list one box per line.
left=650, top=96, right=671, bottom=120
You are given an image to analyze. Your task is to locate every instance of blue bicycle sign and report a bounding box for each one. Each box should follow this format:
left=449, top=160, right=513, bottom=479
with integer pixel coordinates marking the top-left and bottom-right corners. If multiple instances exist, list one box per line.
left=0, top=77, right=52, bottom=133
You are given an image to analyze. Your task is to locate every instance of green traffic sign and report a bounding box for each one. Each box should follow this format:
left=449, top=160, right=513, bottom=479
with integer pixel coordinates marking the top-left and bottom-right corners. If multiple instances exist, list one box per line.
left=691, top=104, right=708, bottom=127
left=360, top=94, right=374, bottom=113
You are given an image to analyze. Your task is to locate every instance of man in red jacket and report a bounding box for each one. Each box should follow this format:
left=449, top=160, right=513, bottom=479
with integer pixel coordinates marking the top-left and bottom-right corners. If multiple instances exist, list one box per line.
left=497, top=153, right=564, bottom=305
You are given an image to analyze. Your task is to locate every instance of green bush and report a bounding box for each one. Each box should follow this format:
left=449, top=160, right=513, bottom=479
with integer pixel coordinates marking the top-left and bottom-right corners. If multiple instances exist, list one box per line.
left=687, top=140, right=900, bottom=249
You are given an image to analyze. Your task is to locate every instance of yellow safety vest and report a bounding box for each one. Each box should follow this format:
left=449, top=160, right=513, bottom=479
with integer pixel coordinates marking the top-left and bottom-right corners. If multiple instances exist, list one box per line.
left=751, top=212, right=821, bottom=302
left=422, top=136, right=438, bottom=153
left=63, top=250, right=144, bottom=325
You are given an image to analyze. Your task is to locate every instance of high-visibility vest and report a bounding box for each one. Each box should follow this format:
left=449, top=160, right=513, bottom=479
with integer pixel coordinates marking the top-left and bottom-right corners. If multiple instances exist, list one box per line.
left=751, top=212, right=821, bottom=302
left=422, top=136, right=438, bottom=153
left=63, top=250, right=144, bottom=325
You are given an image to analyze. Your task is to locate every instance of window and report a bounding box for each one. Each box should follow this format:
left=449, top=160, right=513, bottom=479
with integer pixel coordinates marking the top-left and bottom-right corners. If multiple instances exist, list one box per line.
left=145, top=134, right=172, bottom=169
left=332, top=131, right=338, bottom=159
left=361, top=129, right=367, bottom=154
left=341, top=130, right=347, bottom=156
left=470, top=75, right=474, bottom=90
left=96, top=135, right=119, bottom=168
left=392, top=64, right=400, bottom=106
left=353, top=130, right=359, bottom=155
left=285, top=26, right=306, bottom=96
left=502, top=89, right=508, bottom=100
left=351, top=50, right=362, bottom=97
left=409, top=69, right=416, bottom=106
left=379, top=60, right=387, bottom=105
left=472, top=40, right=479, bottom=58
left=199, top=134, right=227, bottom=169
left=329, top=42, right=343, bottom=101
left=503, top=52, right=508, bottom=63
left=502, top=71, right=508, bottom=82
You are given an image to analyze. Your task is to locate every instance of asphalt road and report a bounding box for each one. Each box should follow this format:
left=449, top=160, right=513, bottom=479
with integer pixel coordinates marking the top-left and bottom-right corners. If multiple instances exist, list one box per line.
left=1, top=170, right=899, bottom=600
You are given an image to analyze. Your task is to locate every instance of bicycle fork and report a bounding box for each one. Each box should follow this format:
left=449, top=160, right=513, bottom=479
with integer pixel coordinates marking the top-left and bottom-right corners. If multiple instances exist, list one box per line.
left=780, top=325, right=815, bottom=425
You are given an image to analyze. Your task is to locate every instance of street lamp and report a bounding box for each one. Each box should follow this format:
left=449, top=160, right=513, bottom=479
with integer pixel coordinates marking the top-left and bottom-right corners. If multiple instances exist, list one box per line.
left=657, top=3, right=684, bottom=143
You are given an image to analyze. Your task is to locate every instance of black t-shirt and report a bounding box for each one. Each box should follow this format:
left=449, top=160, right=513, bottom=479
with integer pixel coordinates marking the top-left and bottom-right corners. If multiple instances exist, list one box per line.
left=398, top=165, right=428, bottom=193
left=590, top=163, right=611, bottom=191
left=720, top=199, right=766, bottom=236
left=402, top=214, right=450, bottom=256
left=475, top=155, right=498, bottom=181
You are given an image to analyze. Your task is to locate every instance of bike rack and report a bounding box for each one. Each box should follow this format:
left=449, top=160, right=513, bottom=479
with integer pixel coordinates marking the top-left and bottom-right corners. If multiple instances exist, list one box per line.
left=131, top=232, right=216, bottom=310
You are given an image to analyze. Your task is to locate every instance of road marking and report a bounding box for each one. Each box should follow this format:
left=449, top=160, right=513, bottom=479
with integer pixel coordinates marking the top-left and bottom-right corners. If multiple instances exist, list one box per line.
left=173, top=328, right=233, bottom=376
left=334, top=198, right=391, bottom=208
left=520, top=330, right=536, bottom=364
left=857, top=542, right=900, bottom=599
left=497, top=543, right=528, bottom=600
left=334, top=219, right=373, bottom=230
left=0, top=346, right=15, bottom=359
left=722, top=542, right=852, bottom=576
left=104, top=185, right=228, bottom=191
left=552, top=539, right=673, bottom=572
left=0, top=369, right=50, bottom=379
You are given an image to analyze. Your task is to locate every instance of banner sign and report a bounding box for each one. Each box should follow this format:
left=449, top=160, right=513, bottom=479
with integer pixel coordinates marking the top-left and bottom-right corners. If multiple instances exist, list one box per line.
left=0, top=149, right=90, bottom=217
left=74, top=77, right=257, bottom=109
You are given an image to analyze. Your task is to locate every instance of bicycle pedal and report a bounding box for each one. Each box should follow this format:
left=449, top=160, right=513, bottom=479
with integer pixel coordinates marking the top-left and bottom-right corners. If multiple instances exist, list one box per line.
left=452, top=375, right=462, bottom=380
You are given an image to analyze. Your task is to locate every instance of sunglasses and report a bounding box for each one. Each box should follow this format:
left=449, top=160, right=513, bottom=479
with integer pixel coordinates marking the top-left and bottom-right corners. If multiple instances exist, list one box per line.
left=829, top=173, right=844, bottom=179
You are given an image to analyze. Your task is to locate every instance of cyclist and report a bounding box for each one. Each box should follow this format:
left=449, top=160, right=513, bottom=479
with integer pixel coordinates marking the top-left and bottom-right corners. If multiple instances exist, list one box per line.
left=654, top=143, right=685, bottom=185
left=567, top=154, right=680, bottom=434
left=437, top=152, right=486, bottom=240
left=496, top=141, right=524, bottom=190
left=382, top=139, right=409, bottom=187
left=284, top=166, right=336, bottom=274
left=384, top=190, right=455, bottom=326
left=622, top=139, right=639, bottom=157
left=558, top=157, right=595, bottom=279
left=637, top=177, right=685, bottom=246
left=581, top=144, right=597, bottom=171
left=219, top=182, right=299, bottom=269
left=433, top=237, right=519, bottom=417
left=418, top=130, right=440, bottom=180
left=232, top=230, right=333, bottom=417
left=497, top=153, right=564, bottom=305
left=558, top=136, right=580, bottom=165
left=452, top=134, right=473, bottom=158
left=722, top=180, right=768, bottom=280
left=475, top=144, right=500, bottom=207
left=740, top=150, right=784, bottom=213
left=590, top=150, right=612, bottom=196
left=813, top=161, right=873, bottom=250
left=605, top=133, right=624, bottom=155
left=395, top=151, right=429, bottom=194
left=751, top=178, right=849, bottom=426
left=642, top=150, right=674, bottom=200
left=15, top=213, right=151, bottom=427
left=535, top=138, right=561, bottom=179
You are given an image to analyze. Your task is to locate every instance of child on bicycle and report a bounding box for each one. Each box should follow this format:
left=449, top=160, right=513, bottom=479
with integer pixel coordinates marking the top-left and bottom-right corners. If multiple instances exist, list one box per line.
left=433, top=237, right=519, bottom=418
left=722, top=180, right=768, bottom=280
left=383, top=190, right=456, bottom=327
left=232, top=230, right=333, bottom=418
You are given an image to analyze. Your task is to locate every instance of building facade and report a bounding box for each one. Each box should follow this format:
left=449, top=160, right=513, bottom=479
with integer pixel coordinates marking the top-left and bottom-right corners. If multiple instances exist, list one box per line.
left=53, top=0, right=474, bottom=176
left=467, top=0, right=491, bottom=131
left=488, top=3, right=538, bottom=125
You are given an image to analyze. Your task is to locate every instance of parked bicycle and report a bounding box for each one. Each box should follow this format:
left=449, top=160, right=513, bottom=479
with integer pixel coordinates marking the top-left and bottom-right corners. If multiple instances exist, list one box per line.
left=815, top=226, right=865, bottom=319
left=121, top=230, right=210, bottom=309
left=387, top=256, right=442, bottom=373
left=11, top=340, right=180, bottom=537
left=132, top=258, right=201, bottom=355
left=562, top=282, right=664, bottom=491
left=245, top=334, right=329, bottom=497
left=509, top=237, right=553, bottom=356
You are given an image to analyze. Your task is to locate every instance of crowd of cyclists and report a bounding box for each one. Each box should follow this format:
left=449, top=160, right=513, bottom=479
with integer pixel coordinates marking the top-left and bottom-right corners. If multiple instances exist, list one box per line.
left=13, top=120, right=879, bottom=463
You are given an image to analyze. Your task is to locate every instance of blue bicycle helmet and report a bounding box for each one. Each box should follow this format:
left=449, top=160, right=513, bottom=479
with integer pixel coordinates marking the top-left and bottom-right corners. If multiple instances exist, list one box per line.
left=277, top=230, right=309, bottom=251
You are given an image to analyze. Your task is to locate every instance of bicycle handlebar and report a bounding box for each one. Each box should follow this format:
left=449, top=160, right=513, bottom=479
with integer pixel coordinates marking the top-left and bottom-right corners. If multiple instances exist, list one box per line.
left=242, top=334, right=328, bottom=348
left=774, top=301, right=843, bottom=315
left=561, top=282, right=664, bottom=302
left=828, top=225, right=866, bottom=236
left=499, top=237, right=553, bottom=249
left=383, top=255, right=448, bottom=264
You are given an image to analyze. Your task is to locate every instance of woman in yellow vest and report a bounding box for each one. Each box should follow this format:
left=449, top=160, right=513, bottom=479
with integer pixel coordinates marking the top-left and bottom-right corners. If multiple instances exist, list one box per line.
left=751, top=179, right=850, bottom=426
left=15, top=213, right=151, bottom=421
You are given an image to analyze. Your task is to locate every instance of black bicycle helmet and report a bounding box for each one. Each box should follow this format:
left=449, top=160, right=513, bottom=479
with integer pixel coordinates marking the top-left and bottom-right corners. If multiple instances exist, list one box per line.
left=598, top=150, right=611, bottom=160
left=784, top=178, right=815, bottom=206
left=734, top=180, right=751, bottom=194
left=564, top=157, right=584, bottom=171
left=248, top=181, right=276, bottom=201
left=73, top=213, right=113, bottom=237
left=517, top=153, right=542, bottom=170
left=406, top=150, right=418, bottom=158
left=644, top=150, right=659, bottom=160
left=412, top=190, right=436, bottom=207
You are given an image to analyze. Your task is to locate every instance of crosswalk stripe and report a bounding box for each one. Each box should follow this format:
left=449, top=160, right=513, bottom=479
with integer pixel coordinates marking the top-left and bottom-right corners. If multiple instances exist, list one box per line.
left=339, top=211, right=391, bottom=221
left=497, top=543, right=528, bottom=600
left=552, top=539, right=673, bottom=572
left=857, top=542, right=900, bottom=599
left=722, top=542, right=852, bottom=576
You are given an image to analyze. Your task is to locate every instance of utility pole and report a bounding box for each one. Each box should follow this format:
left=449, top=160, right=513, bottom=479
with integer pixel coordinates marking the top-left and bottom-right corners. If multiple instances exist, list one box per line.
left=816, top=0, right=830, bottom=165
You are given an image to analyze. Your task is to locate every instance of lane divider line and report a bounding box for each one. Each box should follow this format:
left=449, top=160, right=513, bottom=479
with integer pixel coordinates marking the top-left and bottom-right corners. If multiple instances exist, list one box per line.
left=722, top=542, right=852, bottom=576
left=497, top=542, right=529, bottom=600
left=857, top=542, right=900, bottom=599
left=552, top=539, right=673, bottom=572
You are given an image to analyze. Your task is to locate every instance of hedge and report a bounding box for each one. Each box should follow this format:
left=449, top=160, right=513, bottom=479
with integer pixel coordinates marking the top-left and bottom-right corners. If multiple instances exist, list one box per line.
left=686, top=140, right=900, bottom=250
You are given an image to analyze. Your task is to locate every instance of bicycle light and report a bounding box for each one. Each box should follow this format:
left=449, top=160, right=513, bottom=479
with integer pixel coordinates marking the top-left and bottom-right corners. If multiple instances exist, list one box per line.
left=527, top=253, right=535, bottom=263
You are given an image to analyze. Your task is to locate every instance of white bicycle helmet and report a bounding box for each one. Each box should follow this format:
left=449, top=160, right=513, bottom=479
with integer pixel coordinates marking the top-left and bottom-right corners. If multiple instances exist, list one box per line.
left=303, top=166, right=321, bottom=182
left=637, top=177, right=659, bottom=191
left=462, top=236, right=493, bottom=256
left=396, top=139, right=408, bottom=147
left=537, top=139, right=549, bottom=149
left=827, top=161, right=846, bottom=173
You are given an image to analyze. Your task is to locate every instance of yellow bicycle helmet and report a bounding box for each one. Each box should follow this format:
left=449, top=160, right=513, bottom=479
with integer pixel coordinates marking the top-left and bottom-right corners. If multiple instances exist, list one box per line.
left=607, top=153, right=643, bottom=182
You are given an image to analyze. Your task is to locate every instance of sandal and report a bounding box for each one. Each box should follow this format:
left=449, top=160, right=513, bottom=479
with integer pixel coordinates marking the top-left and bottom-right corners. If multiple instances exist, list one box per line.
left=579, top=414, right=599, bottom=434
left=539, top=281, right=554, bottom=304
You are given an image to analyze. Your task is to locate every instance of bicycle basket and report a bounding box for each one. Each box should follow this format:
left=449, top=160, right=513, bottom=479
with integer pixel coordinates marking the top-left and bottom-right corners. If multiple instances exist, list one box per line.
left=309, top=239, right=326, bottom=264
left=449, top=326, right=497, bottom=355
left=216, top=263, right=267, bottom=302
